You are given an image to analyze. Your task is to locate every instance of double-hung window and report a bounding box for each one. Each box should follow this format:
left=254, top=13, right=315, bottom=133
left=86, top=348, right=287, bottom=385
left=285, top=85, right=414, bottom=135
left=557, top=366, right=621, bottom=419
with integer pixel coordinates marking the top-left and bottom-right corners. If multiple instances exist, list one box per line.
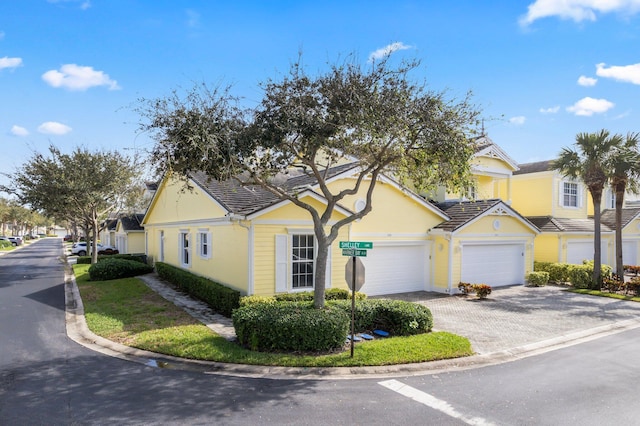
left=563, top=182, right=578, bottom=207
left=197, top=230, right=212, bottom=259
left=179, top=231, right=191, bottom=267
left=292, top=234, right=314, bottom=289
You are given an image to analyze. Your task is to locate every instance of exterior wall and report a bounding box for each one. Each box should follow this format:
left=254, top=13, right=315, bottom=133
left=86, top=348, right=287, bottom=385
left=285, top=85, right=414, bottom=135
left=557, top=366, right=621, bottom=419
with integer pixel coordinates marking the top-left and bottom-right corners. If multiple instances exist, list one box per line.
left=511, top=172, right=590, bottom=219
left=113, top=231, right=145, bottom=253
left=252, top=223, right=348, bottom=296
left=145, top=176, right=227, bottom=224
left=510, top=173, right=555, bottom=216
left=432, top=235, right=452, bottom=291
left=533, top=233, right=560, bottom=263
left=145, top=221, right=249, bottom=293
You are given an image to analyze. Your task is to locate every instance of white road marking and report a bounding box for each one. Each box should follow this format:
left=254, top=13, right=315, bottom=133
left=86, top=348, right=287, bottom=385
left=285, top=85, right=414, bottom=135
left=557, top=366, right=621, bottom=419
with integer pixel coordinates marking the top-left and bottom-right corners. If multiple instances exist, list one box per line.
left=378, top=379, right=495, bottom=426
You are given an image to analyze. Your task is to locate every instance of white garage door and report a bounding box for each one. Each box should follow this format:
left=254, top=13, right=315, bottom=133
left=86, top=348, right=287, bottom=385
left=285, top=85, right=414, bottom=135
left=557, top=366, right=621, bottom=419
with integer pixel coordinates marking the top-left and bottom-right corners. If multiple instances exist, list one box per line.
left=567, top=241, right=608, bottom=265
left=461, top=243, right=524, bottom=287
left=623, top=240, right=638, bottom=266
left=359, top=243, right=429, bottom=296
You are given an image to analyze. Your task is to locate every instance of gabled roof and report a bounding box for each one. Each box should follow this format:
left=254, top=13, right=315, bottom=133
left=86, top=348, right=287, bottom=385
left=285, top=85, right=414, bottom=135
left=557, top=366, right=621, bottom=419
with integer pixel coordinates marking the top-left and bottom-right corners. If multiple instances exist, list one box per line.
left=472, top=135, right=520, bottom=172
left=527, top=216, right=614, bottom=233
left=118, top=213, right=145, bottom=232
left=190, top=162, right=360, bottom=217
left=432, top=199, right=539, bottom=233
left=600, top=208, right=640, bottom=230
left=513, top=160, right=554, bottom=175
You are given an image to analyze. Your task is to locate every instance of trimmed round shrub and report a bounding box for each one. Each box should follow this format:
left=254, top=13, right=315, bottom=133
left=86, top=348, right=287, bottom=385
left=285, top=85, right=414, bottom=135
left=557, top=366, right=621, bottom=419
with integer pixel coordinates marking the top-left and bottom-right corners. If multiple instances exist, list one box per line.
left=527, top=271, right=549, bottom=287
left=330, top=299, right=433, bottom=336
left=569, top=264, right=593, bottom=289
left=88, top=258, right=153, bottom=281
left=239, top=295, right=277, bottom=307
left=232, top=302, right=349, bottom=352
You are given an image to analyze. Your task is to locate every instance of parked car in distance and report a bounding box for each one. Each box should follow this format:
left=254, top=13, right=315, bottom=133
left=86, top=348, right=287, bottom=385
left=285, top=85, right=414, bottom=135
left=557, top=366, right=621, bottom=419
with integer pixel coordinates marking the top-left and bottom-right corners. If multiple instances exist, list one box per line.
left=63, top=234, right=74, bottom=242
left=1, top=236, right=23, bottom=246
left=70, top=242, right=119, bottom=256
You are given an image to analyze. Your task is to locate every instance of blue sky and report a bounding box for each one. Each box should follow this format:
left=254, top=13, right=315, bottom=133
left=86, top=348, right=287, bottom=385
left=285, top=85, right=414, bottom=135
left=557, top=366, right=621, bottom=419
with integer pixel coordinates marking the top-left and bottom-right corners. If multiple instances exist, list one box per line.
left=1, top=0, right=640, bottom=188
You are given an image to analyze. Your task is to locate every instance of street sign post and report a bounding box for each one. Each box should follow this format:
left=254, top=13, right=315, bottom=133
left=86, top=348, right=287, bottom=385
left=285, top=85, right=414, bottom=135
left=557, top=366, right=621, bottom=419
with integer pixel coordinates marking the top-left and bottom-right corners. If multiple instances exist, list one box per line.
left=340, top=241, right=373, bottom=358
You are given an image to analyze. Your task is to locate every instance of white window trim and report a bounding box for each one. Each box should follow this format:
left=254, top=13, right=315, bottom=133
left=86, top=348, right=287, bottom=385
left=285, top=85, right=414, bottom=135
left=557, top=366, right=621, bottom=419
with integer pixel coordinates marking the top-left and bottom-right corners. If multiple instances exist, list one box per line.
left=560, top=180, right=581, bottom=208
left=197, top=229, right=212, bottom=259
left=179, top=230, right=191, bottom=268
left=291, top=233, right=315, bottom=291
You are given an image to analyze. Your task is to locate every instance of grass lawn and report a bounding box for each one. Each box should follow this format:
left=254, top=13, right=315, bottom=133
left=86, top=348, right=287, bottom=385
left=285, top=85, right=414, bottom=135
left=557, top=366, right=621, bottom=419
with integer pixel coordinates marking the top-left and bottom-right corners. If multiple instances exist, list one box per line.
left=73, top=264, right=474, bottom=367
left=569, top=288, right=640, bottom=302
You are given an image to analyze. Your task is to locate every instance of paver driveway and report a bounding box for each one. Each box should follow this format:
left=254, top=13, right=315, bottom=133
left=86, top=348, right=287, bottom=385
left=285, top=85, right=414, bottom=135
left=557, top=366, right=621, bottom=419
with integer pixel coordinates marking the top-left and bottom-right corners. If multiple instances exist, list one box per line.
left=381, top=285, right=640, bottom=354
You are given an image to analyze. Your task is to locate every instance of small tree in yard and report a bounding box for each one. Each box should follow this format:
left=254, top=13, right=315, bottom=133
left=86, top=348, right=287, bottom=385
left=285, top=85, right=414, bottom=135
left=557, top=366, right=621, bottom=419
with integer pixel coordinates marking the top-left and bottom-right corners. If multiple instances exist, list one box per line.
left=137, top=55, right=481, bottom=308
left=5, top=146, right=140, bottom=264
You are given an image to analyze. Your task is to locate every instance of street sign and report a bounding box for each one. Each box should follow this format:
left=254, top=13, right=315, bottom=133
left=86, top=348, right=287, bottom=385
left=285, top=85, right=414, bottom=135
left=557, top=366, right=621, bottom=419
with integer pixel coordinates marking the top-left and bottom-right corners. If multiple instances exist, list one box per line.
left=345, top=256, right=365, bottom=291
left=339, top=241, right=373, bottom=250
left=342, top=248, right=367, bottom=257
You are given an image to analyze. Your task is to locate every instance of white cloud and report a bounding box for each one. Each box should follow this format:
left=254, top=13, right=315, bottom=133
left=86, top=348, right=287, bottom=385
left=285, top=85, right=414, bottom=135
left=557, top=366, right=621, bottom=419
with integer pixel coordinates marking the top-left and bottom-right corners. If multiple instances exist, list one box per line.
left=0, top=56, right=23, bottom=70
left=566, top=97, right=614, bottom=116
left=37, top=121, right=72, bottom=135
left=42, top=64, right=120, bottom=91
left=596, top=62, right=640, bottom=84
left=11, top=125, right=29, bottom=136
left=577, top=75, right=597, bottom=86
left=509, top=116, right=526, bottom=125
left=368, top=42, right=412, bottom=63
left=539, top=105, right=560, bottom=114
left=520, top=0, right=640, bottom=26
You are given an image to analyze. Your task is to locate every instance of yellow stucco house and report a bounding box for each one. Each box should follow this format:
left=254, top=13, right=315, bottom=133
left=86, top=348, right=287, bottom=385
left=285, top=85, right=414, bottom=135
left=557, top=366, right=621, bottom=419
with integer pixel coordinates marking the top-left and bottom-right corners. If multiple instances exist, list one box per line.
left=601, top=208, right=640, bottom=266
left=142, top=136, right=539, bottom=296
left=510, top=160, right=617, bottom=265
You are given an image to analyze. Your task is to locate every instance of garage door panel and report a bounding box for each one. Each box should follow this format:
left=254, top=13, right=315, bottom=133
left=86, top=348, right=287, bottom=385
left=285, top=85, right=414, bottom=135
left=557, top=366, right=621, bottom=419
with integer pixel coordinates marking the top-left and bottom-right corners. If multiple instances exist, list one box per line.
left=461, top=244, right=524, bottom=287
left=360, top=244, right=429, bottom=296
left=622, top=241, right=638, bottom=266
left=567, top=241, right=608, bottom=265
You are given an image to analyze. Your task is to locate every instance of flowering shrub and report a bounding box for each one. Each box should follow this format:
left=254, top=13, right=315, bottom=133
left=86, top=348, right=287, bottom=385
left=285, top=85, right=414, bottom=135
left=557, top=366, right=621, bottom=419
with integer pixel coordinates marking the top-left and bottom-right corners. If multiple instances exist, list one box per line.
left=602, top=275, right=625, bottom=293
left=458, top=282, right=492, bottom=299
left=472, top=284, right=492, bottom=299
left=625, top=265, right=640, bottom=276
left=626, top=277, right=640, bottom=296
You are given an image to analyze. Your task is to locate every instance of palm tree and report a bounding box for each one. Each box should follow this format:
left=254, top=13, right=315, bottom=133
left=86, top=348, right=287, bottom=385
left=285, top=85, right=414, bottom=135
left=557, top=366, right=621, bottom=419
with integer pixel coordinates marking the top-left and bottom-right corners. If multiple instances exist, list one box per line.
left=553, top=129, right=622, bottom=289
left=606, top=132, right=640, bottom=277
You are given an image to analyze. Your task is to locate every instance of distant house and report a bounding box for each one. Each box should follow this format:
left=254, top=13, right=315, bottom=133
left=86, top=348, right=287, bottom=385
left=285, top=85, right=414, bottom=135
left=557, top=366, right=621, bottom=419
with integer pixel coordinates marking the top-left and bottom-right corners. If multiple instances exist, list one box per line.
left=114, top=213, right=145, bottom=254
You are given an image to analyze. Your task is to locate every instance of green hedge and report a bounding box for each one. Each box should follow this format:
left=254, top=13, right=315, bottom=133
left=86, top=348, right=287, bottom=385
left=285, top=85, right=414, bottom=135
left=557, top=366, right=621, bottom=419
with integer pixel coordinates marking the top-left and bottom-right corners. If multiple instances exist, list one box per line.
left=232, top=302, right=349, bottom=352
left=155, top=262, right=241, bottom=317
left=330, top=299, right=433, bottom=336
left=534, top=261, right=573, bottom=283
left=77, top=253, right=148, bottom=265
left=0, top=240, right=12, bottom=249
left=88, top=258, right=153, bottom=281
left=272, top=288, right=366, bottom=302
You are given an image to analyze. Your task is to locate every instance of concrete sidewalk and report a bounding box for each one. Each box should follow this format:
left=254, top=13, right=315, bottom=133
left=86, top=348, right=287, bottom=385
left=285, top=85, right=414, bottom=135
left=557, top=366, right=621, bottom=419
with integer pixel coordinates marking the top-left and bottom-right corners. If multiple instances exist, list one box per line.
left=65, top=271, right=640, bottom=379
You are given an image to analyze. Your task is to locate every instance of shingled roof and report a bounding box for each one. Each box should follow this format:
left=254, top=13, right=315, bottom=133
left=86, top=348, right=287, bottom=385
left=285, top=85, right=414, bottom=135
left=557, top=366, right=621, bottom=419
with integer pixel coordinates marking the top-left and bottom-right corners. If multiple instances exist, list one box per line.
left=600, top=208, right=640, bottom=230
left=119, top=213, right=145, bottom=231
left=432, top=199, right=537, bottom=232
left=526, top=216, right=614, bottom=233
left=190, top=162, right=360, bottom=216
left=513, top=160, right=554, bottom=175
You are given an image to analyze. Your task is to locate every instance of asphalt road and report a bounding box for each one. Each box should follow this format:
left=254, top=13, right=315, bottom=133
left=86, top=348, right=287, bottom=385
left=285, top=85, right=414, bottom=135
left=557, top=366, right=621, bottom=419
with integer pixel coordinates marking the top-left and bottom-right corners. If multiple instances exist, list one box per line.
left=2, top=238, right=640, bottom=425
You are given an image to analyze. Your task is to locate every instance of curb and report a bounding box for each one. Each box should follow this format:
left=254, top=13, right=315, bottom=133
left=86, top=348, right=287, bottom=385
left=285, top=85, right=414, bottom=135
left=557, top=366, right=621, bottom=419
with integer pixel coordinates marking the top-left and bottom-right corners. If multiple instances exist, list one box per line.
left=63, top=265, right=640, bottom=379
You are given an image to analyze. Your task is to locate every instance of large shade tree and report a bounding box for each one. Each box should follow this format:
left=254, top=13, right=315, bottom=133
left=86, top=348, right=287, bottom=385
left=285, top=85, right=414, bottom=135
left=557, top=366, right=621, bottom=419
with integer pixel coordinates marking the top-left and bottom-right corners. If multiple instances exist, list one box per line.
left=605, top=132, right=640, bottom=277
left=553, top=130, right=623, bottom=289
left=6, top=146, right=140, bottom=264
left=137, top=55, right=481, bottom=308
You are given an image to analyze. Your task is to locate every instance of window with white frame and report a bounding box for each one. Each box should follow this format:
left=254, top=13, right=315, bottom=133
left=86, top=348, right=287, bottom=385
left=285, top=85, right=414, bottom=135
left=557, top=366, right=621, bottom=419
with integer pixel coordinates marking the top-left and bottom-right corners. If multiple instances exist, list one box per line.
left=563, top=182, right=578, bottom=207
left=608, top=191, right=616, bottom=209
left=292, top=234, right=314, bottom=289
left=197, top=230, right=212, bottom=259
left=179, top=231, right=191, bottom=267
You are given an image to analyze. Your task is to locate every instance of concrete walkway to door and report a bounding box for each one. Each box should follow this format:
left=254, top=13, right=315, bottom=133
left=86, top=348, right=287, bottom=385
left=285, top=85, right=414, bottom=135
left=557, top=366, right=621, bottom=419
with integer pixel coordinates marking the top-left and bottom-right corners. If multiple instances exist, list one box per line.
left=377, top=285, right=640, bottom=354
